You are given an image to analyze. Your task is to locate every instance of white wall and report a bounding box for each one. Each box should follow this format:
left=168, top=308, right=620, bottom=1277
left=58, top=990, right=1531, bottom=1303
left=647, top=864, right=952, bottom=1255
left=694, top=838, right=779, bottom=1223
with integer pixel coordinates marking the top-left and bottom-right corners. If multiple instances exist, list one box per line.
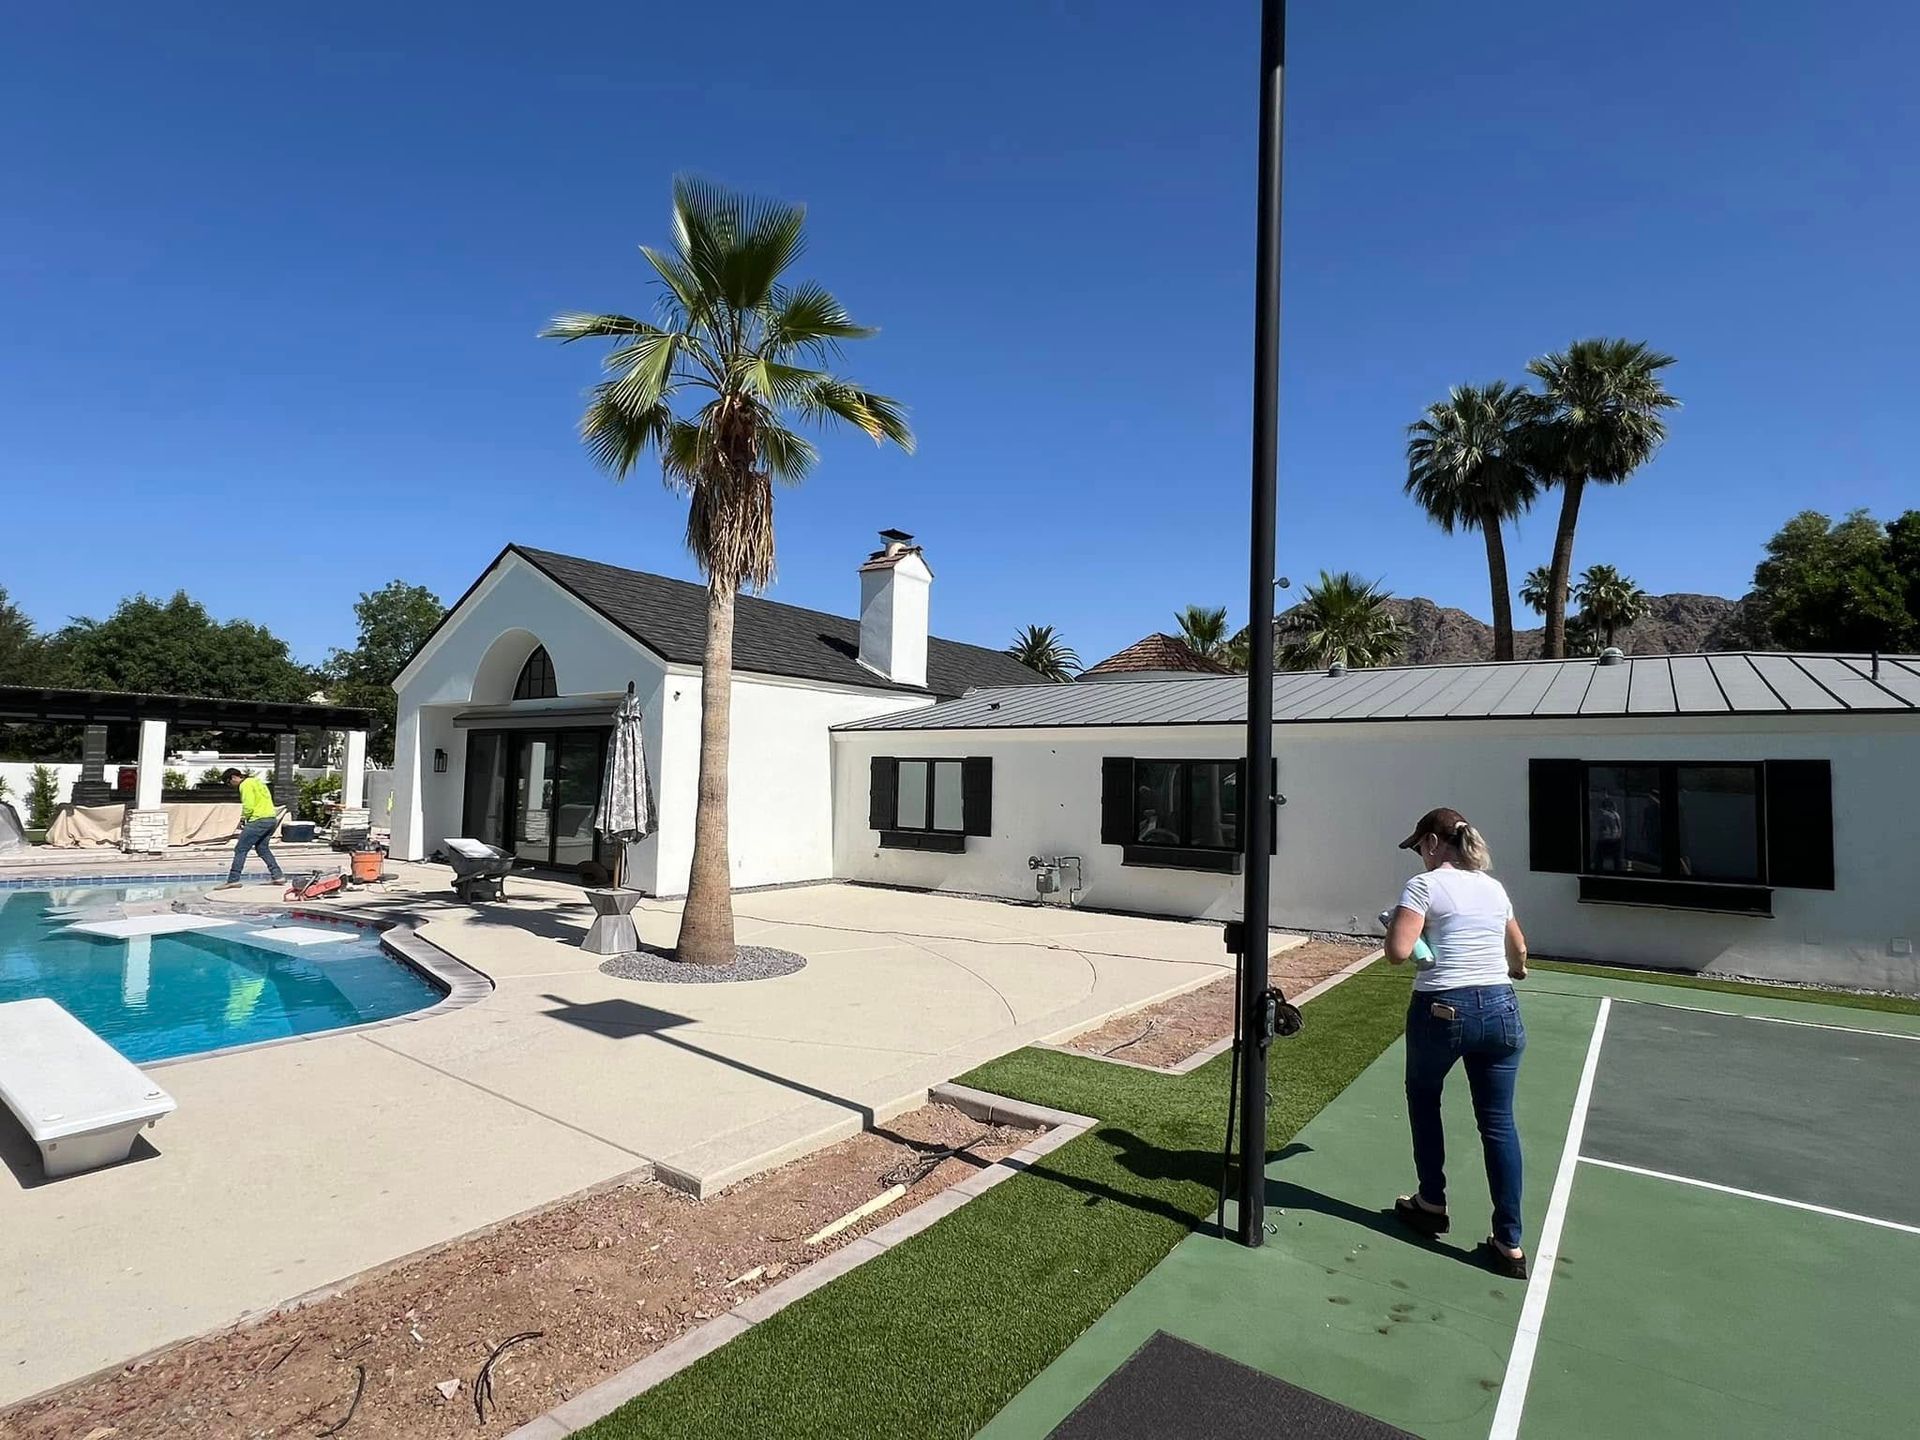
left=832, top=714, right=1920, bottom=992
left=652, top=672, right=933, bottom=896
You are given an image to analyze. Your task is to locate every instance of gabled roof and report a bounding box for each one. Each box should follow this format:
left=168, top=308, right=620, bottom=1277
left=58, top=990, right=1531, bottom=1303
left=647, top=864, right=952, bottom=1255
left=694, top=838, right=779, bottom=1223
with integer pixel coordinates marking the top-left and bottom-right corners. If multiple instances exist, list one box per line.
left=838, top=652, right=1920, bottom=730
left=1082, top=633, right=1234, bottom=678
left=427, top=545, right=1040, bottom=699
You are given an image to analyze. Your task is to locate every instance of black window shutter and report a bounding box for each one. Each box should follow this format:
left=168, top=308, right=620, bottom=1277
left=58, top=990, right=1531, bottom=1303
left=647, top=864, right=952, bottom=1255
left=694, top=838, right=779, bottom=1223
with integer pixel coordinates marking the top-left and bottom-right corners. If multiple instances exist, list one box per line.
left=962, top=757, right=993, bottom=836
left=1529, top=758, right=1583, bottom=873
left=1101, top=758, right=1133, bottom=846
left=1765, top=760, right=1834, bottom=890
left=868, top=757, right=898, bottom=832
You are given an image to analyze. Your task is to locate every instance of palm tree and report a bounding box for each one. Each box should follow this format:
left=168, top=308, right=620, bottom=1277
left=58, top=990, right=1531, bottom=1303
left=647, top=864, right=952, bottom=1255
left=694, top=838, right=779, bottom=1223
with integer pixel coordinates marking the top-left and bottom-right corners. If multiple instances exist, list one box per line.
left=1518, top=563, right=1560, bottom=619
left=1573, top=563, right=1651, bottom=650
left=1404, top=382, right=1541, bottom=660
left=1006, top=624, right=1080, bottom=681
left=1527, top=339, right=1679, bottom=657
left=544, top=178, right=911, bottom=965
left=1277, top=572, right=1407, bottom=671
left=1174, top=605, right=1232, bottom=663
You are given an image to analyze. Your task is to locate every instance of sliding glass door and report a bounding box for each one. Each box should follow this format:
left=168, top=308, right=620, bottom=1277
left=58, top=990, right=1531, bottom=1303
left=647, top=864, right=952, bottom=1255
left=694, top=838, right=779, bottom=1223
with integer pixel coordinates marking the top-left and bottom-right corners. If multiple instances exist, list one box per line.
left=462, top=727, right=607, bottom=872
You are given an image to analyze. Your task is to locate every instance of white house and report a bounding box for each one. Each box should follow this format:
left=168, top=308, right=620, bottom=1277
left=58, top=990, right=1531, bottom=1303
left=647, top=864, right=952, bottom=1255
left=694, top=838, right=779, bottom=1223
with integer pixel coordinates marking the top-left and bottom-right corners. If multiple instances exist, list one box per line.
left=388, top=534, right=1038, bottom=895
left=830, top=653, right=1920, bottom=993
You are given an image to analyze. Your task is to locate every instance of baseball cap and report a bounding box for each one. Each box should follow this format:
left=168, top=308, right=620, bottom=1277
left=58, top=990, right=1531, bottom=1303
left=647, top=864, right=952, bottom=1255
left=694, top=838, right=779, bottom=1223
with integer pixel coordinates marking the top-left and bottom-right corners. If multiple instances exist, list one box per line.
left=1398, top=806, right=1470, bottom=851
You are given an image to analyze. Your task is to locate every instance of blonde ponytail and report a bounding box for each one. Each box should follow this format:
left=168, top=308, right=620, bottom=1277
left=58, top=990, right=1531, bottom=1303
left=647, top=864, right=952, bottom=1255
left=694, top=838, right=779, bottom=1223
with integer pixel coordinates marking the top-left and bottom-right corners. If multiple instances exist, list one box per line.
left=1456, top=822, right=1493, bottom=872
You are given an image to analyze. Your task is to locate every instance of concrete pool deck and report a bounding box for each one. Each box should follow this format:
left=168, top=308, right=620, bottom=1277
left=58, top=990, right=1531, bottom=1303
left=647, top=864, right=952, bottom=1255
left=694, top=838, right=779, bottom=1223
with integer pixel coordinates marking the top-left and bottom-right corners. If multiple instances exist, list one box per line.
left=0, top=865, right=1251, bottom=1408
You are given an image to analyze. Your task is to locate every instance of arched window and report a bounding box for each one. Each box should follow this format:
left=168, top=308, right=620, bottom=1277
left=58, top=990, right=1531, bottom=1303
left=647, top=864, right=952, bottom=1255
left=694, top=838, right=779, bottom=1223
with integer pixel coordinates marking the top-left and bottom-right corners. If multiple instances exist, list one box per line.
left=513, top=646, right=557, bottom=700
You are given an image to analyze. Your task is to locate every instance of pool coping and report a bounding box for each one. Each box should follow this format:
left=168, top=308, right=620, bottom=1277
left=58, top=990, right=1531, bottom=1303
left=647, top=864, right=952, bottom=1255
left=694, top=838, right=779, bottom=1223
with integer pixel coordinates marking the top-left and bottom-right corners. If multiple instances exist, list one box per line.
left=500, top=1084, right=1098, bottom=1440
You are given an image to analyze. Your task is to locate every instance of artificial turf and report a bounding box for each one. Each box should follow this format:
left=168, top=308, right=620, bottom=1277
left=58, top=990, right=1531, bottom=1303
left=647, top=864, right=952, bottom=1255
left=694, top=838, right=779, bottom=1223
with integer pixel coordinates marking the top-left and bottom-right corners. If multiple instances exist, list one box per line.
left=1534, top=957, right=1920, bottom=1015
left=573, top=959, right=1414, bottom=1440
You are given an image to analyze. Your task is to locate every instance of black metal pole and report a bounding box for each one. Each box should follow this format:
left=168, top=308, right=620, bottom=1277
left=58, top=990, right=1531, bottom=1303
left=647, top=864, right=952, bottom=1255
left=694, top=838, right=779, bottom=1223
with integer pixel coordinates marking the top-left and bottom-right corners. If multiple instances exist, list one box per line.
left=1236, top=0, right=1286, bottom=1249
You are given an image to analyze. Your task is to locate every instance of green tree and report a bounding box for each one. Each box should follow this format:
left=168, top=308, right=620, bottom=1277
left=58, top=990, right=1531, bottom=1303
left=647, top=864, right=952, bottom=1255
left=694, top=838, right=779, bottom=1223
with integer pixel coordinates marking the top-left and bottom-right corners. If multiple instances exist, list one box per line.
left=1518, top=564, right=1561, bottom=619
left=1277, top=572, right=1407, bottom=671
left=1572, top=563, right=1651, bottom=650
left=48, top=592, right=311, bottom=702
left=1887, top=509, right=1920, bottom=634
left=27, top=765, right=59, bottom=829
left=0, top=586, right=51, bottom=685
left=322, top=581, right=446, bottom=763
left=1404, top=382, right=1541, bottom=660
left=1005, top=625, right=1079, bottom=681
left=1527, top=339, right=1679, bottom=657
left=1751, top=510, right=1914, bottom=651
left=1174, top=605, right=1232, bottom=663
left=545, top=178, right=911, bottom=966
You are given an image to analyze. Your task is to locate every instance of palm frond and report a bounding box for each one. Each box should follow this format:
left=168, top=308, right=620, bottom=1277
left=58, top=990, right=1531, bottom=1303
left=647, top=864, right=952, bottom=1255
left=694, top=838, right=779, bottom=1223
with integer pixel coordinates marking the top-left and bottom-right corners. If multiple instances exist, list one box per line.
left=670, top=175, right=807, bottom=314
left=798, top=378, right=915, bottom=451
left=1405, top=382, right=1541, bottom=534
left=1006, top=624, right=1080, bottom=681
left=764, top=283, right=876, bottom=359
left=540, top=312, right=658, bottom=343
left=579, top=393, right=676, bottom=479
left=603, top=331, right=683, bottom=417
left=1276, top=571, right=1407, bottom=671
left=760, top=423, right=819, bottom=484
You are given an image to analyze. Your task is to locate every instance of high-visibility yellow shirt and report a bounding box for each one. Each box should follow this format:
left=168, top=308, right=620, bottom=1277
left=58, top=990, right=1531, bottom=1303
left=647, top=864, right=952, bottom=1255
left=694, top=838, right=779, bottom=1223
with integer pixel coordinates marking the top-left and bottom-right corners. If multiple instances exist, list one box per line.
left=238, top=776, right=278, bottom=823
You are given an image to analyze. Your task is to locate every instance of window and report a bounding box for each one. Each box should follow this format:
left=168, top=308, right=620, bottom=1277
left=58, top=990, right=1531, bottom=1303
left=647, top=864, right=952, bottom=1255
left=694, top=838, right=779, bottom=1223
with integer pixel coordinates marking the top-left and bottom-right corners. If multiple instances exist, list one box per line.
left=1530, top=757, right=1834, bottom=913
left=1102, top=757, right=1271, bottom=873
left=868, top=757, right=992, bottom=851
left=513, top=646, right=557, bottom=700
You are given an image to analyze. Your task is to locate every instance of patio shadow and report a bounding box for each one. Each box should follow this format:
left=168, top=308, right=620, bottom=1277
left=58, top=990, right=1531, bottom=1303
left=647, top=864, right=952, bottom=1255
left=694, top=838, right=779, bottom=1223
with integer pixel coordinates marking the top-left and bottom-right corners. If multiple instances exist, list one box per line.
left=0, top=1111, right=162, bottom=1191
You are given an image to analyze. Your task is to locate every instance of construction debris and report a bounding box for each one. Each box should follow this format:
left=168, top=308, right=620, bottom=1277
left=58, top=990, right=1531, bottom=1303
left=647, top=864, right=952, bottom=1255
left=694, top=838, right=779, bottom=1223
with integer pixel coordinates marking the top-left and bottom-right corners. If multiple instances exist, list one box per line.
left=803, top=1184, right=907, bottom=1246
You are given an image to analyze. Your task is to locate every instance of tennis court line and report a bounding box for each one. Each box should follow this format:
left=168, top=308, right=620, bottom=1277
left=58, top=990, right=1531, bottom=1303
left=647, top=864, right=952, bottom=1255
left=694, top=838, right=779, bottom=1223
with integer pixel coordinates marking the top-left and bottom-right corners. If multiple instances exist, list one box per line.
left=1489, top=995, right=1612, bottom=1440
left=1578, top=1157, right=1920, bottom=1237
left=1526, top=987, right=1920, bottom=1042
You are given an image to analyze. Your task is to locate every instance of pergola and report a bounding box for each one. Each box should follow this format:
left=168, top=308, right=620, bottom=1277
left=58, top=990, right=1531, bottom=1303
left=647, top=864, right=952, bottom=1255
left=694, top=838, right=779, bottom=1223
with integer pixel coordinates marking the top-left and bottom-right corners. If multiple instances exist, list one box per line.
left=0, top=686, right=373, bottom=849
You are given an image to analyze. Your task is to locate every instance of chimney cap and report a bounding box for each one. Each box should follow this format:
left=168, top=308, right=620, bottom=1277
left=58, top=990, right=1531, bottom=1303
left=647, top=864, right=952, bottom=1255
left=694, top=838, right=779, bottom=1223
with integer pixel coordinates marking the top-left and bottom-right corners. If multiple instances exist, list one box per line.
left=878, top=528, right=914, bottom=545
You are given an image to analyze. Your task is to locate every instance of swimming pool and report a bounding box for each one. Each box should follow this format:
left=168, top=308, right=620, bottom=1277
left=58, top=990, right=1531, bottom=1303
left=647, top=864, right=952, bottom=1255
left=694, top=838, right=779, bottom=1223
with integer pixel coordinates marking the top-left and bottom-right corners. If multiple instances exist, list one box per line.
left=0, top=884, right=442, bottom=1063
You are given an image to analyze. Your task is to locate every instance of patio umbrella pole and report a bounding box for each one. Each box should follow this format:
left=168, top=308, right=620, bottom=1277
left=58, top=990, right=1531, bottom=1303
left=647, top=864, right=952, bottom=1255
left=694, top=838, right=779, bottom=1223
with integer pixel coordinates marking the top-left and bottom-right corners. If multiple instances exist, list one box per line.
left=1236, top=0, right=1286, bottom=1250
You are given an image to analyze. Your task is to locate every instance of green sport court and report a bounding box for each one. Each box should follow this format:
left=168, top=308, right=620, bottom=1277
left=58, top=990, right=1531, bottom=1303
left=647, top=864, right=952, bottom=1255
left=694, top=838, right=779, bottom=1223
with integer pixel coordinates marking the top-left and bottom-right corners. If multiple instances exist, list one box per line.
left=982, top=967, right=1920, bottom=1439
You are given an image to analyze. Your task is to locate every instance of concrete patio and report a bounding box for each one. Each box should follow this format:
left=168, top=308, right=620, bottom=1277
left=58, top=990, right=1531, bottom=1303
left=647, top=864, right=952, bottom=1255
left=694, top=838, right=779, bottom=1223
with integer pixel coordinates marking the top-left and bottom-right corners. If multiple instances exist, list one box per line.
left=0, top=865, right=1245, bottom=1408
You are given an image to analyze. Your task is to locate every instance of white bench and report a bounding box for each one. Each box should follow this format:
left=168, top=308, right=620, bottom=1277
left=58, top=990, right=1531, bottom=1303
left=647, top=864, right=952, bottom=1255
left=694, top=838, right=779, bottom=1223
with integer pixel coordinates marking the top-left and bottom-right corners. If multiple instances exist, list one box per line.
left=0, top=999, right=177, bottom=1178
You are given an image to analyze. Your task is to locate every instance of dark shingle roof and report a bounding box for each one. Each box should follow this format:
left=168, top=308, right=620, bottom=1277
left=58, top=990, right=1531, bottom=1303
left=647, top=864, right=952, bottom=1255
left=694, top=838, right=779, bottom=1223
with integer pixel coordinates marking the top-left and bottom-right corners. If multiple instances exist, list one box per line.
left=506, top=545, right=1038, bottom=699
left=839, top=652, right=1920, bottom=730
left=1082, top=633, right=1234, bottom=677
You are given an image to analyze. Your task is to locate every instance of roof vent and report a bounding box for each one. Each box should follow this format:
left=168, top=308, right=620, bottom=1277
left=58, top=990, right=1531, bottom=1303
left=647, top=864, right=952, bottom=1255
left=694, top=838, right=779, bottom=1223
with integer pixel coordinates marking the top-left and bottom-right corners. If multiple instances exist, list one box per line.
left=1598, top=647, right=1626, bottom=666
left=1327, top=661, right=1347, bottom=677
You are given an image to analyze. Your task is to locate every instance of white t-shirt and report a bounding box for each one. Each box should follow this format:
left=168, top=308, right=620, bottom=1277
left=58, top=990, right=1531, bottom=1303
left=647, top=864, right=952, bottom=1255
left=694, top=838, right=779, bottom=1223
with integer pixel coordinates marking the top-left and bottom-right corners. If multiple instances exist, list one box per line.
left=1398, top=867, right=1514, bottom=992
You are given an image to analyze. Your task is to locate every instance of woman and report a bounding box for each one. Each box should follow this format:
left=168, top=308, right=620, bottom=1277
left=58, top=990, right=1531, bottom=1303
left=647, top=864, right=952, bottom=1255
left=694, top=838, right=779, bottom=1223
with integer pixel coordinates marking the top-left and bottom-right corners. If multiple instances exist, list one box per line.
left=1385, top=806, right=1530, bottom=1278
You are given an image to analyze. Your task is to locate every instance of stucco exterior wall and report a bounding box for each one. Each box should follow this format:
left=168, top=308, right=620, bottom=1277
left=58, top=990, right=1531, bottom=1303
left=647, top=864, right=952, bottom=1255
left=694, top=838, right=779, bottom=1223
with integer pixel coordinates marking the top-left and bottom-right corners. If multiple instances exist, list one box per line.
left=832, top=714, right=1920, bottom=992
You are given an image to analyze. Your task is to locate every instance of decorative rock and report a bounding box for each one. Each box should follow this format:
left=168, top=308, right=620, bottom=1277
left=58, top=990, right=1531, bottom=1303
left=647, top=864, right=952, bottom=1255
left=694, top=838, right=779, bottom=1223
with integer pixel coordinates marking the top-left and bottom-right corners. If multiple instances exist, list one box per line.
left=599, top=944, right=807, bottom=985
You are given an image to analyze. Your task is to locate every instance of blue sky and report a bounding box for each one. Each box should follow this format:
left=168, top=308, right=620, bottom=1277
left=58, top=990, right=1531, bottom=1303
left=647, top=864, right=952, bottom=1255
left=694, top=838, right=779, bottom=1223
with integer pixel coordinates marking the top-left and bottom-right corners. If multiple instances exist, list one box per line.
left=3, top=2, right=1914, bottom=669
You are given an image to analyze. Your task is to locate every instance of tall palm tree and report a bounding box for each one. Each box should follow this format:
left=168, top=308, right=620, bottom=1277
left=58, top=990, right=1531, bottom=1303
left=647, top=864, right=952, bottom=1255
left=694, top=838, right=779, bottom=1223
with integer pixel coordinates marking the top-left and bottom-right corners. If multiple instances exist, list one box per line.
left=1006, top=624, right=1080, bottom=681
left=1404, top=382, right=1541, bottom=660
left=1527, top=339, right=1679, bottom=658
left=1518, top=563, right=1560, bottom=619
left=1174, top=605, right=1232, bottom=663
left=1573, top=563, right=1651, bottom=649
left=544, top=178, right=912, bottom=965
left=1277, top=572, right=1407, bottom=671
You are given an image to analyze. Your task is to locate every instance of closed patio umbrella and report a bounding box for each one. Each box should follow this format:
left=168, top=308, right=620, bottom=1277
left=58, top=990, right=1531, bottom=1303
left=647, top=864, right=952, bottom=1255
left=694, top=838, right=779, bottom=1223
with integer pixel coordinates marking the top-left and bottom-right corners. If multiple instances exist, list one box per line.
left=594, top=682, right=655, bottom=889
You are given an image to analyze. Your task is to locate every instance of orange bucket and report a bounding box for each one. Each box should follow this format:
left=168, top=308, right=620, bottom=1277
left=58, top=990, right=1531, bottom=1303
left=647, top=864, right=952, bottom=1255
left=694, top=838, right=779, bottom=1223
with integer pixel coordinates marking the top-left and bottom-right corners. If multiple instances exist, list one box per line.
left=350, top=851, right=384, bottom=883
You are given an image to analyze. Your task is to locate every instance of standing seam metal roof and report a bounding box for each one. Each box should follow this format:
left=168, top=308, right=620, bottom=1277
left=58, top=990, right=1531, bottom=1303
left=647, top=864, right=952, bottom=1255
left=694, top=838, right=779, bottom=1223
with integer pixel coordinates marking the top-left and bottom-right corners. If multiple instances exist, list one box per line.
left=835, top=654, right=1920, bottom=731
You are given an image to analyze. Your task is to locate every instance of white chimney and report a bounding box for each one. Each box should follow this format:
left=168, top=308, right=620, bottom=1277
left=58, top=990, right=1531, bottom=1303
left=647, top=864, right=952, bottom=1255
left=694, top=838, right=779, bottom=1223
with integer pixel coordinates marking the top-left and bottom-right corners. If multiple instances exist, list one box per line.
left=858, top=529, right=932, bottom=689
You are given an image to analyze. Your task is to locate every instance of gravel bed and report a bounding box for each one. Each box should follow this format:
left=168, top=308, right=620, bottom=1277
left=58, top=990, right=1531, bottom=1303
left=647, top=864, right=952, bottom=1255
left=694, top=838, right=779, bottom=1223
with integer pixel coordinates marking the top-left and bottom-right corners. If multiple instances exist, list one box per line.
left=600, top=943, right=807, bottom=984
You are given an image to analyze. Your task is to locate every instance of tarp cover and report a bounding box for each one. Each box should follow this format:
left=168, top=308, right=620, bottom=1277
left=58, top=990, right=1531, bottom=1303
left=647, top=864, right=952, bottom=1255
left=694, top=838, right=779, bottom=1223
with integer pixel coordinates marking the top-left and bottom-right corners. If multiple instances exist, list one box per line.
left=45, top=801, right=256, bottom=849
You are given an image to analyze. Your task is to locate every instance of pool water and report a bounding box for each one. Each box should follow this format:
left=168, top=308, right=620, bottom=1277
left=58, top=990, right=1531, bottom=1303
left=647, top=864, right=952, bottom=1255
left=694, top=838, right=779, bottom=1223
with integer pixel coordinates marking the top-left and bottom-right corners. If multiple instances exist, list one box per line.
left=0, top=885, right=442, bottom=1063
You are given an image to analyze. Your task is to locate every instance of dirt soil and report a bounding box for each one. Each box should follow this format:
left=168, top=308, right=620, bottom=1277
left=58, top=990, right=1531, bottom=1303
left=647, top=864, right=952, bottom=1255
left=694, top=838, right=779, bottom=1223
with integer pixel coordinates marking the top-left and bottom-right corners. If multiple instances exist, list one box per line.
left=1062, top=938, right=1375, bottom=1069
left=0, top=1104, right=1035, bottom=1440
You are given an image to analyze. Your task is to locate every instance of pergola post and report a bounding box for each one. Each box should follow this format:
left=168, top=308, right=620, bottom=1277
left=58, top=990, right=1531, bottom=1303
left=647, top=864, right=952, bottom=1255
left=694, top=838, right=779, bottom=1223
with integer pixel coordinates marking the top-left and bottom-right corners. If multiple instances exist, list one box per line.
left=334, top=728, right=370, bottom=841
left=271, top=733, right=298, bottom=810
left=124, top=718, right=170, bottom=854
left=73, top=724, right=112, bottom=806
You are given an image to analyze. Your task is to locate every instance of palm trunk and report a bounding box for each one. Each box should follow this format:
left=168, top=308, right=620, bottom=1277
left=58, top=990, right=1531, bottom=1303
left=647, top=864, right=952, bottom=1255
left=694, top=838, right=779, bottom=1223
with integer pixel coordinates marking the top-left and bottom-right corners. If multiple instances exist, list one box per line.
left=1482, top=516, right=1515, bottom=662
left=1543, top=477, right=1585, bottom=659
left=675, top=582, right=737, bottom=965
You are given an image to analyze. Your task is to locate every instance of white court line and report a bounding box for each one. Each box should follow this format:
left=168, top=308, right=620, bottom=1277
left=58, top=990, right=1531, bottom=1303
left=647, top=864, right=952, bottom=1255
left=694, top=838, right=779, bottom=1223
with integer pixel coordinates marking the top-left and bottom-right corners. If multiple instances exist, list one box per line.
left=1578, top=1157, right=1920, bottom=1237
left=1489, top=996, right=1611, bottom=1440
left=1613, top=995, right=1920, bottom=1043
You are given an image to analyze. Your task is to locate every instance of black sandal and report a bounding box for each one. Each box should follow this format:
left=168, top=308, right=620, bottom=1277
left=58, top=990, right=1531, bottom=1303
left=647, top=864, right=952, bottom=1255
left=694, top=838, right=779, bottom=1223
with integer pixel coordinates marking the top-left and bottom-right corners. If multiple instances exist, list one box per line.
left=1479, top=1238, right=1529, bottom=1279
left=1394, top=1195, right=1449, bottom=1237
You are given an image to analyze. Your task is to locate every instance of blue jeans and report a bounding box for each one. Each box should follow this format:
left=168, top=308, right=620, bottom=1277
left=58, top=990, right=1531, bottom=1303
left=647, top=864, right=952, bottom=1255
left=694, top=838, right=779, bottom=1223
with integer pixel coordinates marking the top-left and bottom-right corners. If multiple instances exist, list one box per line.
left=230, top=817, right=285, bottom=883
left=1405, top=984, right=1526, bottom=1250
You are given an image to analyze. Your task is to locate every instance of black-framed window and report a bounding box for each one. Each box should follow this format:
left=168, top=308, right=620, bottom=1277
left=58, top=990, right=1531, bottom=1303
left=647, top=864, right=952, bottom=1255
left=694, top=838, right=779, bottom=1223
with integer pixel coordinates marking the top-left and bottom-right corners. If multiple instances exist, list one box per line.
left=869, top=757, right=991, bottom=852
left=1102, top=757, right=1274, bottom=873
left=1530, top=757, right=1834, bottom=914
left=513, top=646, right=557, bottom=700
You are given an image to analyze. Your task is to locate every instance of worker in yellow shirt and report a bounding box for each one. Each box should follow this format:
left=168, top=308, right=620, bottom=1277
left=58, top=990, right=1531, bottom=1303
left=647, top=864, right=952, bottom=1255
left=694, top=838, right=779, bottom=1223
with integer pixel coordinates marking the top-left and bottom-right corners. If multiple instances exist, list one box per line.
left=217, top=768, right=286, bottom=889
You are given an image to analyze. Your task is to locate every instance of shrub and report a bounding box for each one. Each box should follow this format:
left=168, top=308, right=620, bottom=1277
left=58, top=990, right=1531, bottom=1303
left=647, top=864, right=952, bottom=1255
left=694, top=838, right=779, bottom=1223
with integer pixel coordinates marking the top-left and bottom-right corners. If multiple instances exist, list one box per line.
left=198, top=766, right=227, bottom=788
left=162, top=768, right=188, bottom=791
left=297, top=771, right=342, bottom=822
left=27, top=765, right=59, bottom=829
